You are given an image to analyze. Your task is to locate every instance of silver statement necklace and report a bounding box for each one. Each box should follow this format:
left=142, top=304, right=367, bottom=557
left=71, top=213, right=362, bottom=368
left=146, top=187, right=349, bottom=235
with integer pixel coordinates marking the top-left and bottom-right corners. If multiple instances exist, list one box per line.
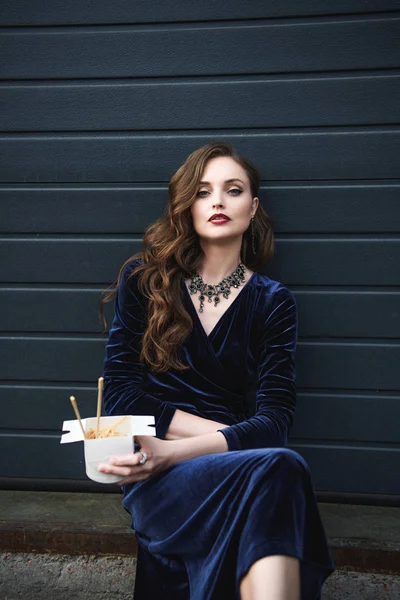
left=186, top=262, right=247, bottom=313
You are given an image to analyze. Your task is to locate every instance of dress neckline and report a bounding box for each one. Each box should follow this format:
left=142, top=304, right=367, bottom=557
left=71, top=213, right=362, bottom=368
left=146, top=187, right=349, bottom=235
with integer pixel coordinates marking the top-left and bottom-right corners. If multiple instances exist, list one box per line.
left=181, top=271, right=257, bottom=340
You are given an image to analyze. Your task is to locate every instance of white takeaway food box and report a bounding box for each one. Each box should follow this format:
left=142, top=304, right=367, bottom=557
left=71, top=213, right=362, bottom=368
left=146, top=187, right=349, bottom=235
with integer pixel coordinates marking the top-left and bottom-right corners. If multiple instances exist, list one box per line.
left=60, top=415, right=155, bottom=484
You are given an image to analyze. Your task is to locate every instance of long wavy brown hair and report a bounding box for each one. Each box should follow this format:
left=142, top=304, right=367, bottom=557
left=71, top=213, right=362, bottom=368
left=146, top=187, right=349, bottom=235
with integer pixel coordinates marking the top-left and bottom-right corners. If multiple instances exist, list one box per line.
left=101, top=141, right=274, bottom=372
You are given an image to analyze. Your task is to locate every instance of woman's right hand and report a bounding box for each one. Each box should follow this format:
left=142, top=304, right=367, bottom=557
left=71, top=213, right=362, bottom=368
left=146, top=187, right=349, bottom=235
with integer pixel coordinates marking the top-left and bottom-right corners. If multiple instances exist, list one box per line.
left=98, top=435, right=175, bottom=484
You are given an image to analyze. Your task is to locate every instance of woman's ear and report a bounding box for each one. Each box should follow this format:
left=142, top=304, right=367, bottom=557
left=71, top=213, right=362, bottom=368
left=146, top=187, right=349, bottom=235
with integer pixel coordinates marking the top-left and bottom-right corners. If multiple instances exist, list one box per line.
left=252, top=197, right=259, bottom=217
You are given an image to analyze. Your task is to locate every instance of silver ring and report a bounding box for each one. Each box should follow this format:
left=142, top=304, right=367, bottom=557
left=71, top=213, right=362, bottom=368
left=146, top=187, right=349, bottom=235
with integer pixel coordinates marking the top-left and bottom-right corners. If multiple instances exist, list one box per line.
left=138, top=450, right=148, bottom=465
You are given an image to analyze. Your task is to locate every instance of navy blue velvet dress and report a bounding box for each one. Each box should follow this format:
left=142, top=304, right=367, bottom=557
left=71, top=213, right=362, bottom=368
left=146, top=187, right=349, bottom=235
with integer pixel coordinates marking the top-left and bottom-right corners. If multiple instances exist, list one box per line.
left=103, top=259, right=335, bottom=600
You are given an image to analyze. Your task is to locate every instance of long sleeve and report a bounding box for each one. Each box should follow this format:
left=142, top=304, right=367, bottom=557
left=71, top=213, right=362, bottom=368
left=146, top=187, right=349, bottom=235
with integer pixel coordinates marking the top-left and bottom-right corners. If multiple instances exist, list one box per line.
left=219, top=287, right=297, bottom=451
left=102, top=260, right=177, bottom=439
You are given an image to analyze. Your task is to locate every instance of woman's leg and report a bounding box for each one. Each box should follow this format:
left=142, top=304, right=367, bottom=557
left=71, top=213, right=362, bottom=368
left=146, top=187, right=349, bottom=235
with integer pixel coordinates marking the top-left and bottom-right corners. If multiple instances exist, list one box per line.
left=123, top=448, right=333, bottom=600
left=240, top=555, right=300, bottom=600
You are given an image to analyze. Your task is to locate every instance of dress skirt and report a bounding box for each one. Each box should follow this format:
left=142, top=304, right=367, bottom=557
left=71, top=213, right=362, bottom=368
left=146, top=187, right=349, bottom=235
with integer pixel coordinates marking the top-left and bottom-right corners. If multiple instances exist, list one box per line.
left=121, top=447, right=335, bottom=600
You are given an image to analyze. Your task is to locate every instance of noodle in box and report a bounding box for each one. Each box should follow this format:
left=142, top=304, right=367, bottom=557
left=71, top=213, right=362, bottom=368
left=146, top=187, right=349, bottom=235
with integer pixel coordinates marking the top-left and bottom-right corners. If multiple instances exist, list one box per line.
left=60, top=378, right=155, bottom=484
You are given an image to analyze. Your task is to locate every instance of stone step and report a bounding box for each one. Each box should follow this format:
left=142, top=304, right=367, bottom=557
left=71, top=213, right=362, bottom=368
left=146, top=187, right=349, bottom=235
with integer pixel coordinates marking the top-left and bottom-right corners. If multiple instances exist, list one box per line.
left=0, top=491, right=399, bottom=599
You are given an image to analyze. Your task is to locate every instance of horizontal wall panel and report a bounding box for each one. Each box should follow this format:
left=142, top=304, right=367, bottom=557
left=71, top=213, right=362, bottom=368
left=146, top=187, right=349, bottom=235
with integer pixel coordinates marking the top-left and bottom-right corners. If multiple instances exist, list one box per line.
left=1, top=183, right=399, bottom=234
left=0, top=186, right=164, bottom=233
left=1, top=1, right=397, bottom=26
left=0, top=238, right=138, bottom=284
left=0, top=337, right=107, bottom=382
left=1, top=435, right=399, bottom=494
left=1, top=385, right=398, bottom=444
left=0, top=385, right=98, bottom=430
left=296, top=291, right=400, bottom=339
left=291, top=393, right=400, bottom=443
left=296, top=341, right=400, bottom=391
left=266, top=184, right=400, bottom=234
left=0, top=288, right=109, bottom=333
left=1, top=338, right=399, bottom=390
left=1, top=17, right=400, bottom=80
left=3, top=75, right=400, bottom=132
left=1, top=238, right=398, bottom=286
left=269, top=239, right=399, bottom=286
left=1, top=130, right=400, bottom=182
left=1, top=288, right=399, bottom=339
left=290, top=445, right=400, bottom=495
left=0, top=436, right=87, bottom=480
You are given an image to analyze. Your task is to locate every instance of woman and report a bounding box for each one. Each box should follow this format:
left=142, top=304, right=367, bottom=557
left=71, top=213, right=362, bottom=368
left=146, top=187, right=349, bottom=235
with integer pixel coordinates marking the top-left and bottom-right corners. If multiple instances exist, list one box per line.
left=98, top=141, right=335, bottom=600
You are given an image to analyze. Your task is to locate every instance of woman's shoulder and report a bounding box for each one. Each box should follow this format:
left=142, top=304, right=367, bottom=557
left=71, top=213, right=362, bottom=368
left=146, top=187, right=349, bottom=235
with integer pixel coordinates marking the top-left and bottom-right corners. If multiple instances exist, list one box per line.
left=116, top=257, right=147, bottom=306
left=251, top=273, right=297, bottom=331
left=119, top=257, right=145, bottom=283
left=121, top=256, right=144, bottom=272
left=252, top=271, right=296, bottom=304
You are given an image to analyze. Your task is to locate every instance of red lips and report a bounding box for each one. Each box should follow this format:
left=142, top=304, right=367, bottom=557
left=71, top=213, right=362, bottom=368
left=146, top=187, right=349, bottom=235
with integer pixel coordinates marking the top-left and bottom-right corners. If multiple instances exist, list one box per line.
left=209, top=213, right=231, bottom=221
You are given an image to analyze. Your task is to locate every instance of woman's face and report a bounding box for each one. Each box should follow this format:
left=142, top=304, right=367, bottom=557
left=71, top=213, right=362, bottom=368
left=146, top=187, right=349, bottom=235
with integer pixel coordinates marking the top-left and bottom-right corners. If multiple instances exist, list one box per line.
left=190, top=156, right=258, bottom=243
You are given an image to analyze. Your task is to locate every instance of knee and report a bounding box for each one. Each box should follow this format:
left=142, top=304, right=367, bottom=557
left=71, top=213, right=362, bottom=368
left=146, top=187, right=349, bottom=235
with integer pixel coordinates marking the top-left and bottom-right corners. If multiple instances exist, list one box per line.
left=273, top=447, right=311, bottom=477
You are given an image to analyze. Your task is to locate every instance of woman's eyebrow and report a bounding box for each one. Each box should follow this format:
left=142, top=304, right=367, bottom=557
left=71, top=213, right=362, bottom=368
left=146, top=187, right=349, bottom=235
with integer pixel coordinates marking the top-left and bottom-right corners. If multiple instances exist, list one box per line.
left=199, top=178, right=245, bottom=185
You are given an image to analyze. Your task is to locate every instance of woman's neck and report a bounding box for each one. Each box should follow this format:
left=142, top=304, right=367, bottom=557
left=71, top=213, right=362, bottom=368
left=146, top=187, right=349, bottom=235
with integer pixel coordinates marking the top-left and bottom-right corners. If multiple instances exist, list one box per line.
left=197, top=240, right=244, bottom=285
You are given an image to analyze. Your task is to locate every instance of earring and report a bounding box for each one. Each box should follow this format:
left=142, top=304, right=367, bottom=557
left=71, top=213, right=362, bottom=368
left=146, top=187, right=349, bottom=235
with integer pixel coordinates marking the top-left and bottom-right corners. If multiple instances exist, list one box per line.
left=251, top=217, right=256, bottom=255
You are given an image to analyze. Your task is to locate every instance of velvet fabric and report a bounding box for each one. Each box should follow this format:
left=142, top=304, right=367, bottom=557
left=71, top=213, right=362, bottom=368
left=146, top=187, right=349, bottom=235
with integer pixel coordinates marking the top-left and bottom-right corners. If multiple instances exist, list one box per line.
left=103, top=259, right=335, bottom=599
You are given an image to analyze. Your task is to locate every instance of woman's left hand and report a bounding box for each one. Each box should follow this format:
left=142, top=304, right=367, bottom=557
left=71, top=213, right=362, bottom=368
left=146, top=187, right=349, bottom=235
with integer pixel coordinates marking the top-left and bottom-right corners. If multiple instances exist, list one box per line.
left=97, top=435, right=174, bottom=486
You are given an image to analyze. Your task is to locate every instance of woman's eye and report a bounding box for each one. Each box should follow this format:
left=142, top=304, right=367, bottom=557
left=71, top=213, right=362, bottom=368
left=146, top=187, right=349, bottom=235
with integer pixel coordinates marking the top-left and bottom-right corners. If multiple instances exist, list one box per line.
left=196, top=188, right=242, bottom=197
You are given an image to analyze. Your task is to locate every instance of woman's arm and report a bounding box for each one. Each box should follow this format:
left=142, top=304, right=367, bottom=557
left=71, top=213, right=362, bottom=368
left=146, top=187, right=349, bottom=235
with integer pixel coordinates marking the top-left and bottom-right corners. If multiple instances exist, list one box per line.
left=217, top=287, right=298, bottom=451
left=164, top=408, right=229, bottom=440
left=98, top=430, right=229, bottom=483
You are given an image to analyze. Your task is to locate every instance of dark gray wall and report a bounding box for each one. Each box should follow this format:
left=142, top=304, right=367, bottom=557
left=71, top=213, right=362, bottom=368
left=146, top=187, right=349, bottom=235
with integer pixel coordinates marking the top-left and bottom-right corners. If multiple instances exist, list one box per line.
left=1, top=1, right=399, bottom=499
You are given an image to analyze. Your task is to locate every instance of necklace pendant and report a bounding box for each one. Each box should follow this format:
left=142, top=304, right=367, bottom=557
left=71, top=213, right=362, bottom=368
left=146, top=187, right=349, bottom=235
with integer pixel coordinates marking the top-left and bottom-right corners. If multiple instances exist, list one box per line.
left=186, top=262, right=247, bottom=313
left=199, top=294, right=205, bottom=312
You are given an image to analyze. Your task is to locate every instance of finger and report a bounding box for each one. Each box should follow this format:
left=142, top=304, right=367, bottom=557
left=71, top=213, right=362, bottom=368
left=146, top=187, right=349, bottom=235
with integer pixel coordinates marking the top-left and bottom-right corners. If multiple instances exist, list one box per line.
left=98, top=454, right=148, bottom=475
left=98, top=464, right=134, bottom=477
left=110, top=453, right=145, bottom=467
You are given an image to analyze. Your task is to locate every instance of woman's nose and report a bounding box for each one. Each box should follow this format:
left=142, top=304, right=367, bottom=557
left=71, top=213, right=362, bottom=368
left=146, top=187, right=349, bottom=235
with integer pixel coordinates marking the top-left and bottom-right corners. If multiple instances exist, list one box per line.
left=213, top=196, right=224, bottom=209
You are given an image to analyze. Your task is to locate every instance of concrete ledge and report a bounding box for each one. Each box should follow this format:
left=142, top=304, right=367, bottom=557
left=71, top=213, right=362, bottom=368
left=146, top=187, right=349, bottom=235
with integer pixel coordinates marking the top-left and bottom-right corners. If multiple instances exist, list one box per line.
left=0, top=520, right=136, bottom=556
left=0, top=491, right=400, bottom=599
left=318, top=502, right=400, bottom=575
left=0, top=491, right=399, bottom=571
left=0, top=490, right=136, bottom=556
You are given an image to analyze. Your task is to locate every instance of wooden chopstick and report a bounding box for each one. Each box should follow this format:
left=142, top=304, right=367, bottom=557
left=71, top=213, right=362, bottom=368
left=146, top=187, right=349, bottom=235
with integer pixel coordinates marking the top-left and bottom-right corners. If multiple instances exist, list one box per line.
left=96, top=377, right=104, bottom=435
left=69, top=396, right=86, bottom=439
